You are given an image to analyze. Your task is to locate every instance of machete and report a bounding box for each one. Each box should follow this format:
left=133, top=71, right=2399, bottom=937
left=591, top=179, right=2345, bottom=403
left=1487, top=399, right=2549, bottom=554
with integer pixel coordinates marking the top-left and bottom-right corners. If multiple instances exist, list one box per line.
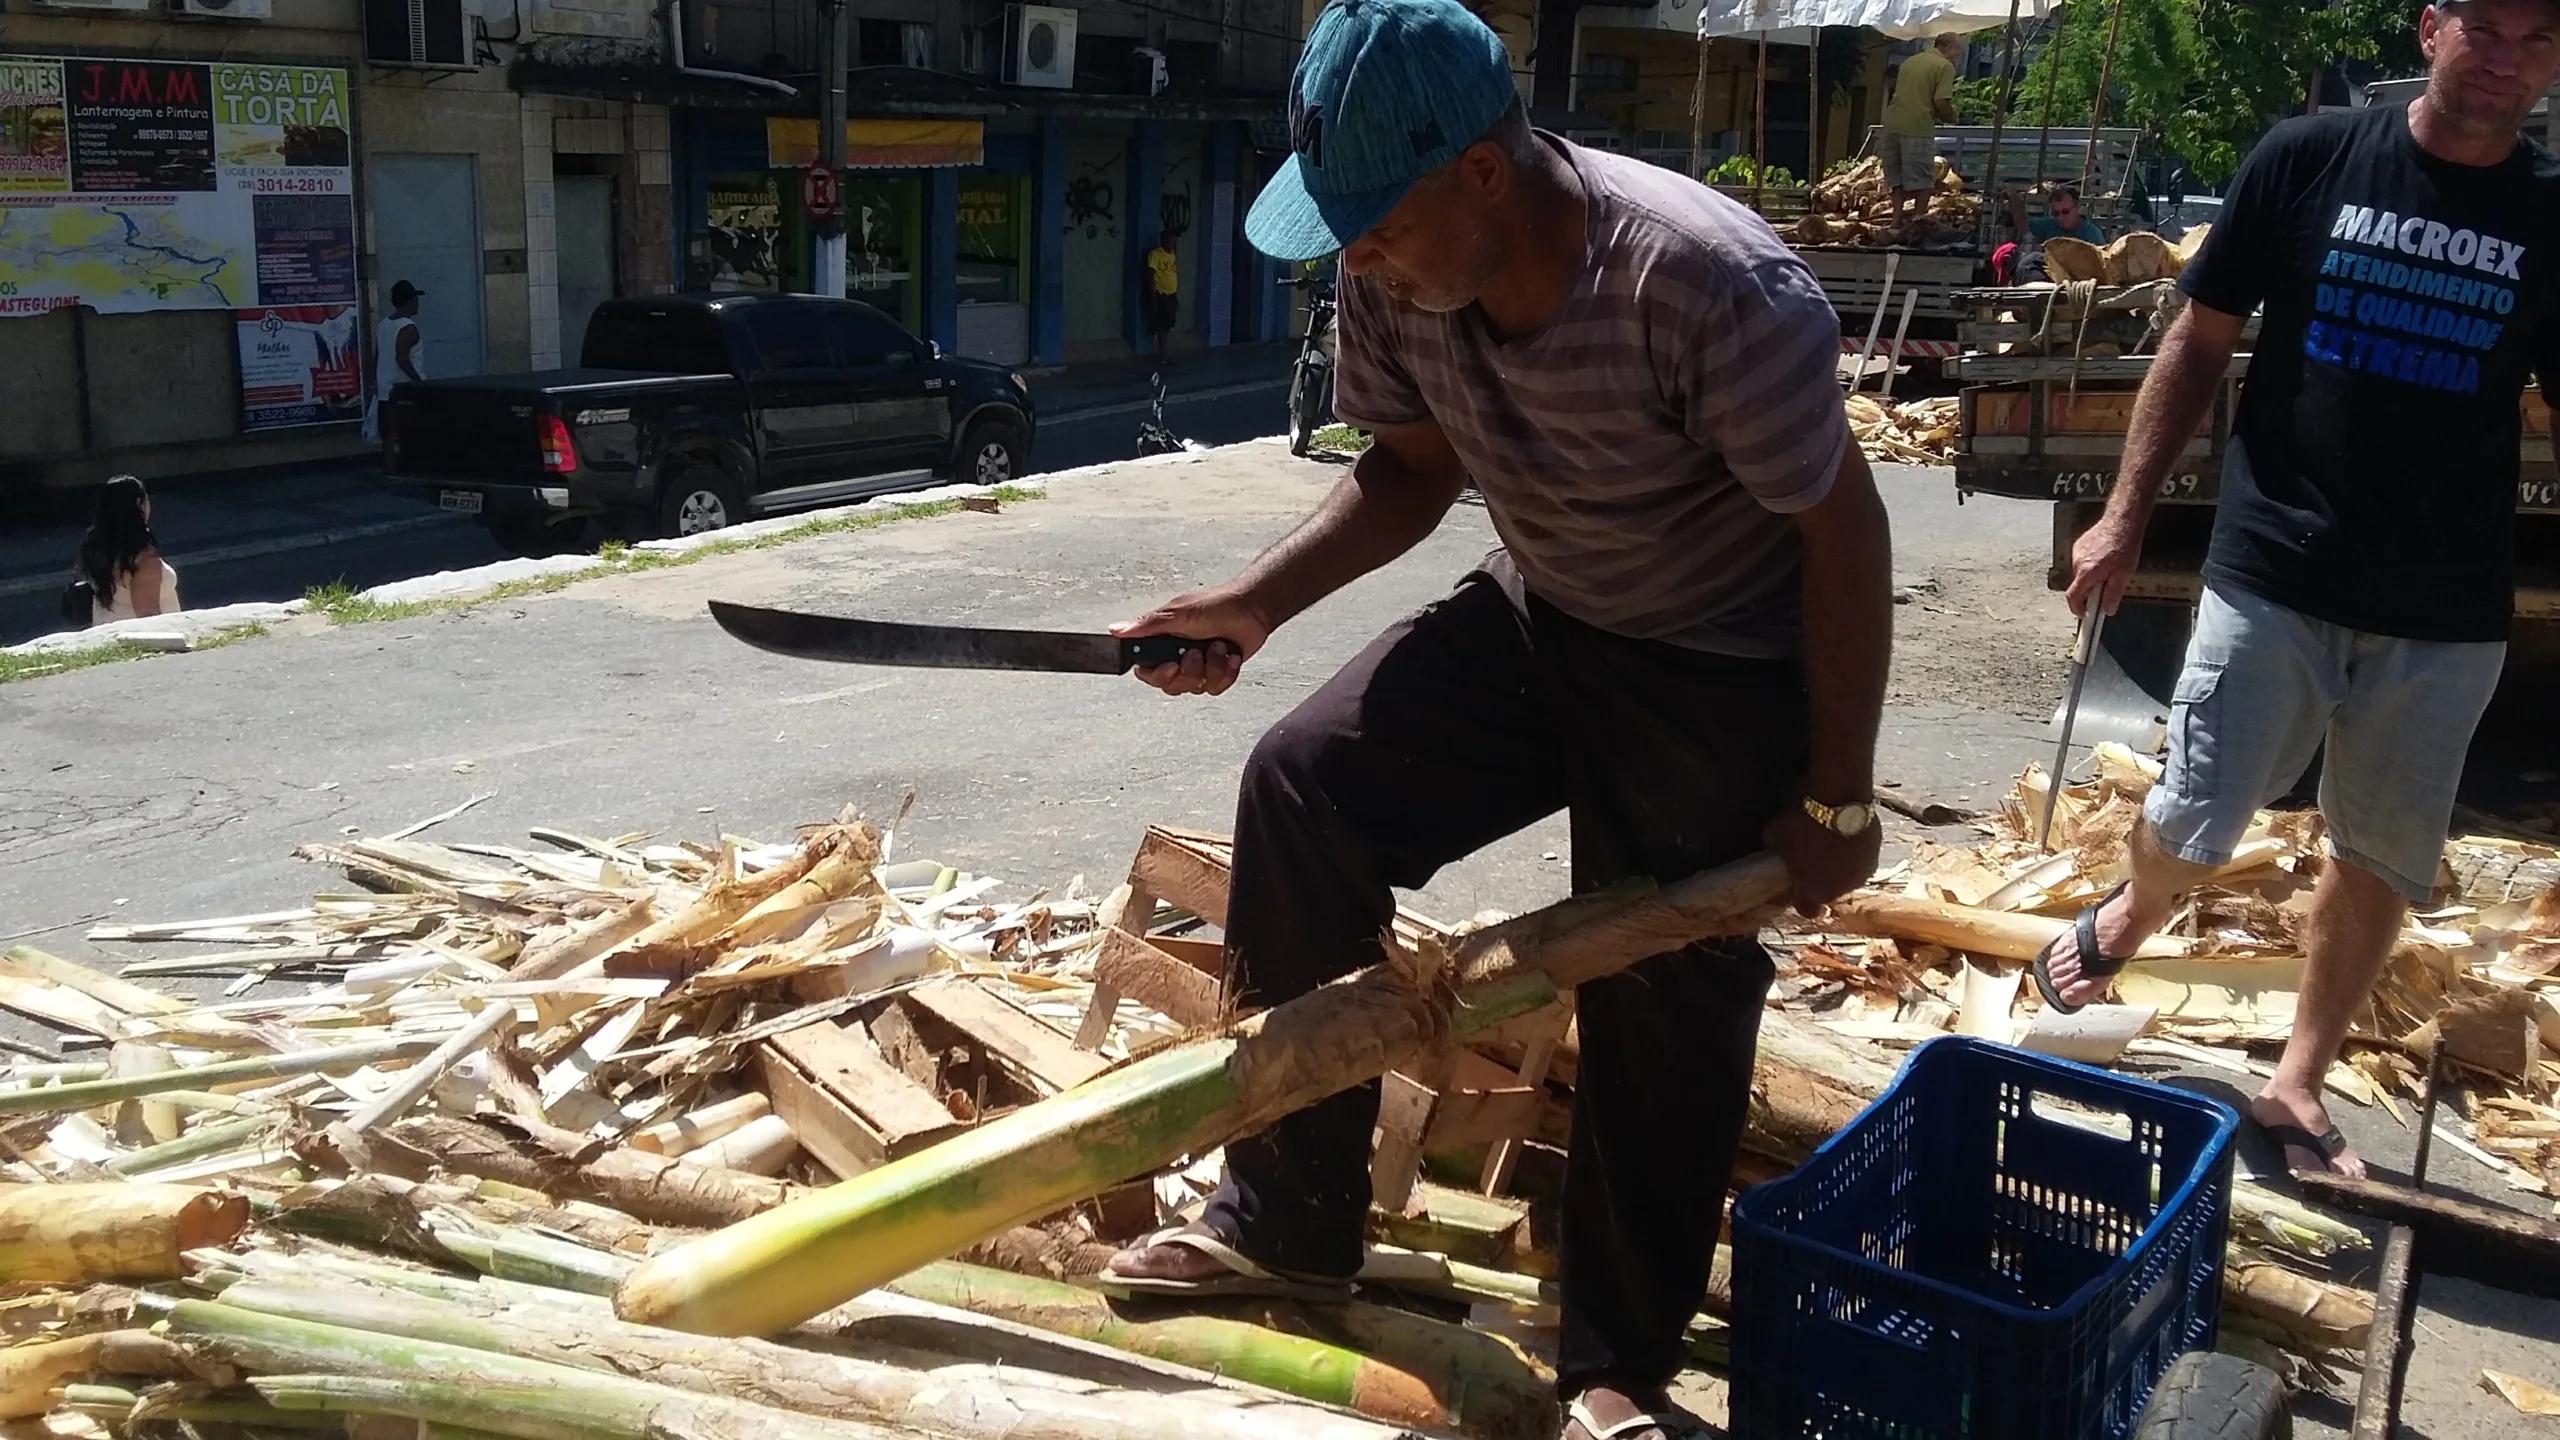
left=706, top=600, right=1222, bottom=674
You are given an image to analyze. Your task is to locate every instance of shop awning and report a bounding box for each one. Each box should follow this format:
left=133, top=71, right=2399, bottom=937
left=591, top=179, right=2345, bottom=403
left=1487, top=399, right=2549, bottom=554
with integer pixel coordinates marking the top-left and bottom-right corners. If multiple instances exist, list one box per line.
left=765, top=118, right=983, bottom=169
left=1693, top=0, right=2057, bottom=39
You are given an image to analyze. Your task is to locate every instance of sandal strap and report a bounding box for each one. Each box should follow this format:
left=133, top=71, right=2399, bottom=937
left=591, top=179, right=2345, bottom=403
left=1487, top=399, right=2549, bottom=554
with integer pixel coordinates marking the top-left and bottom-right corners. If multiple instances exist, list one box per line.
left=2260, top=1121, right=2349, bottom=1162
left=1565, top=1397, right=1683, bottom=1440
left=2074, top=881, right=2136, bottom=979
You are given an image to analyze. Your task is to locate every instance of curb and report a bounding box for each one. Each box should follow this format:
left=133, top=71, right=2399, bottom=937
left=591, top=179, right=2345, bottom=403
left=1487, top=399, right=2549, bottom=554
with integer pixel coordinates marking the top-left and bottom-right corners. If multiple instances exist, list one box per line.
left=0, top=511, right=463, bottom=601
left=0, top=377, right=1295, bottom=603
left=1039, top=375, right=1292, bottom=425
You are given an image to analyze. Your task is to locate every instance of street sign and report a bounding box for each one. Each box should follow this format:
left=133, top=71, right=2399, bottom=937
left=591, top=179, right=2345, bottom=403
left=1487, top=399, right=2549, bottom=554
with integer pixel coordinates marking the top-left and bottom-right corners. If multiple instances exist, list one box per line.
left=801, top=162, right=841, bottom=221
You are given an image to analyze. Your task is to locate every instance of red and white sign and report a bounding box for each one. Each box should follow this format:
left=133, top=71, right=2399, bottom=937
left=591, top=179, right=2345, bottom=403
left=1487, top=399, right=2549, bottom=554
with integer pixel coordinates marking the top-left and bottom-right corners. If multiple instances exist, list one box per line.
left=801, top=161, right=840, bottom=221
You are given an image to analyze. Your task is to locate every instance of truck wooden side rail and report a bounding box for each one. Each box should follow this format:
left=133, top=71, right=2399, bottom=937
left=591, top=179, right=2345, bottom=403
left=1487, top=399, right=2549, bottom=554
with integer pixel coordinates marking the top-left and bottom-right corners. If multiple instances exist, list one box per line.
left=1950, top=285, right=2560, bottom=627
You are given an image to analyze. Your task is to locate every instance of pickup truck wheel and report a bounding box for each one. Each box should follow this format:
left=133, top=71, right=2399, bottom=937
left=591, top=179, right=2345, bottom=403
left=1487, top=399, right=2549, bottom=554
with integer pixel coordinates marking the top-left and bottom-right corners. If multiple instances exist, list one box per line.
left=959, top=420, right=1022, bottom=486
left=657, top=465, right=742, bottom=539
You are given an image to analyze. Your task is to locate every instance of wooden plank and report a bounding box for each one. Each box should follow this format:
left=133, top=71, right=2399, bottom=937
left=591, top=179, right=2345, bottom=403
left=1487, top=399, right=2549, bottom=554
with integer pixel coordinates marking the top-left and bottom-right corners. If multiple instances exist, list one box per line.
left=906, top=981, right=1110, bottom=1094
left=1370, top=1066, right=1442, bottom=1215
left=764, top=1019, right=957, bottom=1149
left=1129, top=831, right=1231, bottom=928
left=757, top=1046, right=888, bottom=1179
left=1094, top=928, right=1222, bottom=1028
left=1146, top=935, right=1224, bottom=975
left=1073, top=883, right=1145, bottom=1052
left=2295, top=1171, right=2560, bottom=1297
left=1480, top=1002, right=1572, bottom=1195
left=1424, top=1085, right=1544, bottom=1152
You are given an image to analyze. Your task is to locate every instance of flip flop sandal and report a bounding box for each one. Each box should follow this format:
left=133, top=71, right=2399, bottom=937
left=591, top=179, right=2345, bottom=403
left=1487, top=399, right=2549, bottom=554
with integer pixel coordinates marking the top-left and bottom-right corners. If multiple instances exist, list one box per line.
left=2253, top=1116, right=2352, bottom=1176
left=1096, top=1224, right=1356, bottom=1303
left=1562, top=1395, right=1710, bottom=1440
left=2031, top=881, right=2135, bottom=1017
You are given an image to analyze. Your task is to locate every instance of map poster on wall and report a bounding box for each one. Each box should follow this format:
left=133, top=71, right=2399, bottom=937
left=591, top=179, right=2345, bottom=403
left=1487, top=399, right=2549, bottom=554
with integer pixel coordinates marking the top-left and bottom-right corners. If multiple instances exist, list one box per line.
left=66, top=59, right=215, bottom=193
left=0, top=55, right=350, bottom=318
left=237, top=303, right=361, bottom=431
left=0, top=59, right=67, bottom=195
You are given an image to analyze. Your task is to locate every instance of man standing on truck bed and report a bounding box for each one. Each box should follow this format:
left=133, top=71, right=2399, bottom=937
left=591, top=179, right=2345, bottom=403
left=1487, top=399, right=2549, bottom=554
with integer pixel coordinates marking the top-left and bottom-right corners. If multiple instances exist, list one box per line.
left=1885, top=34, right=1963, bottom=219
left=1098, top=2, right=1892, bottom=1436
left=2042, top=0, right=2560, bottom=1179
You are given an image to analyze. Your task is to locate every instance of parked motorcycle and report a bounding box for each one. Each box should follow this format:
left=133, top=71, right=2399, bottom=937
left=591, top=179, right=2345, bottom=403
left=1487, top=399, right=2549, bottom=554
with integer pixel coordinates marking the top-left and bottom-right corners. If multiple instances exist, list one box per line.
left=1284, top=275, right=1338, bottom=456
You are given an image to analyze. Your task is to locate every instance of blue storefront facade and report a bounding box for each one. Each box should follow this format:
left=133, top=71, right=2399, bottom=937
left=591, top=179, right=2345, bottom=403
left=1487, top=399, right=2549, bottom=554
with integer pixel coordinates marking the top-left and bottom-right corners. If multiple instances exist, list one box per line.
left=672, top=106, right=1291, bottom=368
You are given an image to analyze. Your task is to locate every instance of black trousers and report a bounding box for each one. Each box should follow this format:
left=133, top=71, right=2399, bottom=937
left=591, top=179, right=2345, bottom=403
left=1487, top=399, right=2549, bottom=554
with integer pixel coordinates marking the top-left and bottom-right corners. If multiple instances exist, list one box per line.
left=1199, top=560, right=1811, bottom=1398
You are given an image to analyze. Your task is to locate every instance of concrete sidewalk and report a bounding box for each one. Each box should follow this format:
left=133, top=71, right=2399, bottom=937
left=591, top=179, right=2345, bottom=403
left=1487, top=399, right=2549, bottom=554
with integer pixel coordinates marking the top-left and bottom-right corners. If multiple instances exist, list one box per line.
left=0, top=345, right=1303, bottom=602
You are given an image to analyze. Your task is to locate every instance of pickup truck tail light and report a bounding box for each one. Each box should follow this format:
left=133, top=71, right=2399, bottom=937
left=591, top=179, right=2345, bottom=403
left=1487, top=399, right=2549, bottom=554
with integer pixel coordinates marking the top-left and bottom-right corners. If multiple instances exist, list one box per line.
left=538, top=414, right=578, bottom=473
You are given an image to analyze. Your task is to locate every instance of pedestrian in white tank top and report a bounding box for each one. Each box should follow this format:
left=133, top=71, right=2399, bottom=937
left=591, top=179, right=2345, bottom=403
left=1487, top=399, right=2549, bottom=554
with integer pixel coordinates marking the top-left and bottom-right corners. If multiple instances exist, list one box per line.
left=364, top=279, right=426, bottom=443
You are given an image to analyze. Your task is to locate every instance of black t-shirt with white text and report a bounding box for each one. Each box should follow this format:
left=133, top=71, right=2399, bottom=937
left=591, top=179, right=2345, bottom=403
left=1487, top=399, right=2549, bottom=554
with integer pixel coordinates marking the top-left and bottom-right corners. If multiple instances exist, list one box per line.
left=2179, top=103, right=2560, bottom=641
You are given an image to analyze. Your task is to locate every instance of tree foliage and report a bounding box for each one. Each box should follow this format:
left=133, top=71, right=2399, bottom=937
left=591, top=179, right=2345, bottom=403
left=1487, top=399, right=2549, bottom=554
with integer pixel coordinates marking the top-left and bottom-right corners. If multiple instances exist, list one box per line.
left=1953, top=0, right=2422, bottom=183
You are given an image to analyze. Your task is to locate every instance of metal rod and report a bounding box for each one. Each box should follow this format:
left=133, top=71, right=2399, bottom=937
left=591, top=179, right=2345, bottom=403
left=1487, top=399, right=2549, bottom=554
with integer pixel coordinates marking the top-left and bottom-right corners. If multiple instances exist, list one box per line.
left=1849, top=250, right=1901, bottom=391
left=1980, top=0, right=2026, bottom=245
left=1752, top=29, right=1770, bottom=213
left=2082, top=0, right=2131, bottom=194
left=1880, top=287, right=1920, bottom=400
left=813, top=0, right=848, bottom=297
left=1807, top=26, right=1821, bottom=179
left=1690, top=31, right=1711, bottom=179
left=2351, top=1040, right=2446, bottom=1440
left=2038, top=602, right=2106, bottom=850
left=2031, top=8, right=2064, bottom=186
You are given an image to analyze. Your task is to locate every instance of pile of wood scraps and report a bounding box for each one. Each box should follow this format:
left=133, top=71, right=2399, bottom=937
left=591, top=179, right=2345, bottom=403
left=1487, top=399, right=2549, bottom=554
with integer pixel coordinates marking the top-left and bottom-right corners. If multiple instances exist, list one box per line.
left=1786, top=156, right=1983, bottom=250
left=4, top=773, right=2556, bottom=1438
left=1847, top=394, right=1960, bottom=464
left=1776, top=744, right=2560, bottom=1206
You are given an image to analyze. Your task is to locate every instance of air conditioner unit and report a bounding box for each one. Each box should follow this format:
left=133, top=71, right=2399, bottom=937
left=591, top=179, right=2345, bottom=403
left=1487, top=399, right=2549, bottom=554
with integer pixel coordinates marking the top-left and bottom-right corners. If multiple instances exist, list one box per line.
left=1004, top=5, right=1075, bottom=90
left=177, top=0, right=273, bottom=19
left=364, top=0, right=474, bottom=69
left=1131, top=45, right=1166, bottom=96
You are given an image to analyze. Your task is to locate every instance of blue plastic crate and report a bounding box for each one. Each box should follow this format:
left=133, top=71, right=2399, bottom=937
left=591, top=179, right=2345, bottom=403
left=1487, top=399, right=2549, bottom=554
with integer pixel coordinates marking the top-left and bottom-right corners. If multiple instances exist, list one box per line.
left=1729, top=1036, right=2239, bottom=1440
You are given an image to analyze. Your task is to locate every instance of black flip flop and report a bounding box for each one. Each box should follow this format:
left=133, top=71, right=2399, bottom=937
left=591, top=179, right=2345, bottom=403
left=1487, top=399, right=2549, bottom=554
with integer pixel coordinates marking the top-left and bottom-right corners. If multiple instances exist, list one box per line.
left=2254, top=1117, right=2352, bottom=1176
left=2031, top=881, right=2135, bottom=1016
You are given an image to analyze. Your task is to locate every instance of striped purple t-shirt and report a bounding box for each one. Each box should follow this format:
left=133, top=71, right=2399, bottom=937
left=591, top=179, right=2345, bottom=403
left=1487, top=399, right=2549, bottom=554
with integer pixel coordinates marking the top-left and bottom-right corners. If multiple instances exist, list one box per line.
left=1332, top=138, right=1851, bottom=658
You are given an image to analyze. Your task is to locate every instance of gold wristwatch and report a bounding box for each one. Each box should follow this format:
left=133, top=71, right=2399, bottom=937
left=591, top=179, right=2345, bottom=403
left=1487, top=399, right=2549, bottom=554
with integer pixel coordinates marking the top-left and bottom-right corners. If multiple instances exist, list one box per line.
left=1802, top=794, right=1877, bottom=837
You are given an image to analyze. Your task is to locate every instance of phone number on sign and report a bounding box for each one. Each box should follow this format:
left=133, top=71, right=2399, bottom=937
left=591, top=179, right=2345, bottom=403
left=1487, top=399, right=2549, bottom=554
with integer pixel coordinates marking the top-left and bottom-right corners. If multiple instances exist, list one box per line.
left=2047, top=472, right=2208, bottom=500
left=251, top=175, right=342, bottom=194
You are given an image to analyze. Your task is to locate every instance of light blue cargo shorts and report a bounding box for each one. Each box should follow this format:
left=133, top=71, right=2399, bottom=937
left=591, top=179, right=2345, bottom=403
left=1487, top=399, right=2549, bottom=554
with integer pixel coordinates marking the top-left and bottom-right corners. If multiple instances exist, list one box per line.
left=2143, top=585, right=2506, bottom=903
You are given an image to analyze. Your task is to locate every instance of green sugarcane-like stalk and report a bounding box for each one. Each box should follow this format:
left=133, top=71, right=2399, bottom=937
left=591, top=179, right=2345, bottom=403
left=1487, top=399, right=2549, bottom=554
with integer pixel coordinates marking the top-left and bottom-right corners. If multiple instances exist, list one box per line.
left=104, top=1115, right=276, bottom=1176
left=614, top=852, right=1786, bottom=1339
left=59, top=1383, right=341, bottom=1430
left=0, top=1036, right=439, bottom=1116
left=884, top=1262, right=1555, bottom=1440
left=209, top=1275, right=1424, bottom=1440
left=160, top=1302, right=907, bottom=1440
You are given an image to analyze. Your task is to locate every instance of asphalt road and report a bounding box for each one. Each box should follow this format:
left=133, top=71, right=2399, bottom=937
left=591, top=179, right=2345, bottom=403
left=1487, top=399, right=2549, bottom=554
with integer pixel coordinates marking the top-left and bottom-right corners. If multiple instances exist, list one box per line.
left=1, top=447, right=2552, bottom=1436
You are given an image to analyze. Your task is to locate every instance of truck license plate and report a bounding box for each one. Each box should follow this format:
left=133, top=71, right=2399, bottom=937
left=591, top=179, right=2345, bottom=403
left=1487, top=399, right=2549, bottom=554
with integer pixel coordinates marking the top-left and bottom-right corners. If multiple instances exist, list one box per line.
left=439, top=490, right=483, bottom=514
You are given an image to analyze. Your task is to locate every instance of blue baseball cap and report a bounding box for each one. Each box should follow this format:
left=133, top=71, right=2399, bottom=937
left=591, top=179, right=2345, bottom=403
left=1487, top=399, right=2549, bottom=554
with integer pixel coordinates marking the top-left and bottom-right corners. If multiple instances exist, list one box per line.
left=1245, top=0, right=1519, bottom=262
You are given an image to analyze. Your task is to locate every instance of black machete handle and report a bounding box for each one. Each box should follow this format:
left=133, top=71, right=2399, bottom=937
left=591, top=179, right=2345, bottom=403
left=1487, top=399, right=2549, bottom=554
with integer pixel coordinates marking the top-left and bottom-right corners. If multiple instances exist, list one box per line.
left=1117, top=635, right=1235, bottom=672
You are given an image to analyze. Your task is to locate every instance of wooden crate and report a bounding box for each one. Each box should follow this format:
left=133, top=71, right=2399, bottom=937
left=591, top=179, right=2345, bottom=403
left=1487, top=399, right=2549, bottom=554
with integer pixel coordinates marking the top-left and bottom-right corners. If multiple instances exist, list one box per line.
left=1071, top=825, right=1573, bottom=1209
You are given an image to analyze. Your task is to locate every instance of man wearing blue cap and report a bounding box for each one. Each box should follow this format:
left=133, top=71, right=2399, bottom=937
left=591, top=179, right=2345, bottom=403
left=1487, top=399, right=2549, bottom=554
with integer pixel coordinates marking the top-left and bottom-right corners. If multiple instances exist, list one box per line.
left=1106, top=2, right=1892, bottom=1434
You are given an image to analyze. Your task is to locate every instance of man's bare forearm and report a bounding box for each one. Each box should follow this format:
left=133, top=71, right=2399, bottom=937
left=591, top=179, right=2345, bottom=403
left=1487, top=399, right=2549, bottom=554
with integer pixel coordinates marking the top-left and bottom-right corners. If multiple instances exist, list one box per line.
left=2106, top=308, right=2231, bottom=534
left=1234, top=442, right=1460, bottom=629
left=1799, top=450, right=1894, bottom=802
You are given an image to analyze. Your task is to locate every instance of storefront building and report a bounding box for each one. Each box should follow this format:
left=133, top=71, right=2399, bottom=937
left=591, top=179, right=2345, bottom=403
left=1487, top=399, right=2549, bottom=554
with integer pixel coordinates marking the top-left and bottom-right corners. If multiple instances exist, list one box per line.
left=671, top=104, right=1278, bottom=368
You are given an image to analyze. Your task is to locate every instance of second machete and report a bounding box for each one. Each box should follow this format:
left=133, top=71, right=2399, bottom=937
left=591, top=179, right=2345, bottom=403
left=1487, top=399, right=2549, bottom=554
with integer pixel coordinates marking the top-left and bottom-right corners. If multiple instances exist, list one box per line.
left=707, top=600, right=1221, bottom=674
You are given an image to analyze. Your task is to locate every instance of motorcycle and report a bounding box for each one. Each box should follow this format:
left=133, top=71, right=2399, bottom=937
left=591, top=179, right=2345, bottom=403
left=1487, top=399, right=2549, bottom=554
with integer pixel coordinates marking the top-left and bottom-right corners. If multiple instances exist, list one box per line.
left=1134, top=372, right=1197, bottom=457
left=1284, top=274, right=1337, bottom=456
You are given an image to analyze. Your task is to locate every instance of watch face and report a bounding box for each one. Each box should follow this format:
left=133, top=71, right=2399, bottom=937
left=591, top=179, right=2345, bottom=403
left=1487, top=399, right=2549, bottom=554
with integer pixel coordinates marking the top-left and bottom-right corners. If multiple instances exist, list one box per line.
left=1836, top=803, right=1875, bottom=835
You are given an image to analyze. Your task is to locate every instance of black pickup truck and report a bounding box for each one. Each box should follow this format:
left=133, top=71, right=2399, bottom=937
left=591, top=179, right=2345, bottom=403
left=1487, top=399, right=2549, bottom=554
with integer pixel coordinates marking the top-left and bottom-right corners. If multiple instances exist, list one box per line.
left=383, top=293, right=1036, bottom=555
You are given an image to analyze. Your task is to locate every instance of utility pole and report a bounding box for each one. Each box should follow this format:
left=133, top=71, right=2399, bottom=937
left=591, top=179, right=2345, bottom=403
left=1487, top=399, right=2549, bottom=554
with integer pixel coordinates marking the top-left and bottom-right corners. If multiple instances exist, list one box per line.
left=813, top=0, right=849, bottom=297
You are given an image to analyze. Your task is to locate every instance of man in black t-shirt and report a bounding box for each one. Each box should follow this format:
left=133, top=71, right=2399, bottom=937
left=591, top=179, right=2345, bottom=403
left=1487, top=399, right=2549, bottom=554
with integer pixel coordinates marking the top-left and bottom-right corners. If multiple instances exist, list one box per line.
left=2036, top=0, right=2560, bottom=1179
